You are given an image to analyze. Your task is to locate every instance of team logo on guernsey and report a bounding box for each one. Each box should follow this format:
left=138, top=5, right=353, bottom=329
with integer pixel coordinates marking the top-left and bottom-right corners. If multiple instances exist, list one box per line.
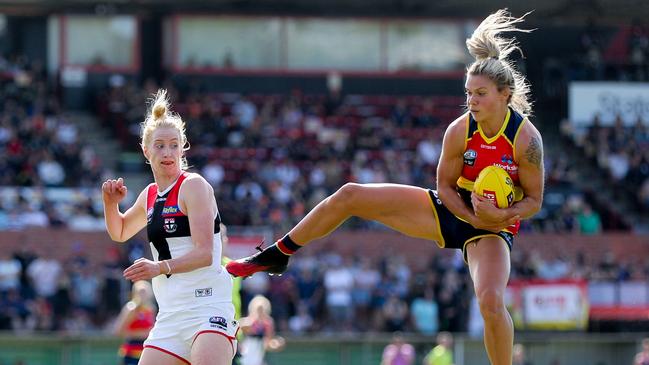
left=163, top=218, right=177, bottom=233
left=463, top=149, right=477, bottom=166
left=209, top=316, right=228, bottom=330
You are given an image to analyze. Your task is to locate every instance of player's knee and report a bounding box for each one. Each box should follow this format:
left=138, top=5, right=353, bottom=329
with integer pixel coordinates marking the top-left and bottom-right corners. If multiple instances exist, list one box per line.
left=476, top=287, right=505, bottom=319
left=330, top=183, right=364, bottom=211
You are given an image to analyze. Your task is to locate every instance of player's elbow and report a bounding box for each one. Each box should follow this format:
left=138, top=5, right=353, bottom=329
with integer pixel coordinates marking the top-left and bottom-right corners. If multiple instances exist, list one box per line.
left=108, top=232, right=127, bottom=243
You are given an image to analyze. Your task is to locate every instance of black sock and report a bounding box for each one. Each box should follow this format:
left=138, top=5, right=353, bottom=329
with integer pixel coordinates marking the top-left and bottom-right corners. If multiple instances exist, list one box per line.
left=275, top=235, right=302, bottom=256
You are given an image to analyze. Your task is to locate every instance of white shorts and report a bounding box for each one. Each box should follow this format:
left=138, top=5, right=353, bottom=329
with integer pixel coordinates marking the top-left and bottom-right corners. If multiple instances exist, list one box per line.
left=144, top=303, right=239, bottom=364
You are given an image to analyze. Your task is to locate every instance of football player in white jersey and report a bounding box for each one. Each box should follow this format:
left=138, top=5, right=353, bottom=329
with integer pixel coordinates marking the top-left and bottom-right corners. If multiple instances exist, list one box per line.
left=102, top=89, right=238, bottom=365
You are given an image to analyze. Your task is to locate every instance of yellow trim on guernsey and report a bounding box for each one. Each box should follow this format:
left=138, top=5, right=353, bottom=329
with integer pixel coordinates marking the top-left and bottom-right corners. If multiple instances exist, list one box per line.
left=426, top=191, right=446, bottom=248
left=462, top=234, right=509, bottom=264
left=457, top=176, right=475, bottom=192
left=477, top=109, right=510, bottom=143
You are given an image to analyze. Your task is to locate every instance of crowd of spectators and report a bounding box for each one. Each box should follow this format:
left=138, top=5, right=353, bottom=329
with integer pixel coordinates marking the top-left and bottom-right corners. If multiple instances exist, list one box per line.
left=0, top=17, right=646, bottom=336
left=0, top=74, right=617, bottom=233
left=1, top=234, right=647, bottom=336
left=0, top=55, right=104, bottom=188
left=241, top=240, right=649, bottom=335
left=6, top=26, right=640, bottom=233
left=558, top=21, right=649, bottom=223
left=0, top=242, right=128, bottom=333
left=0, top=55, right=106, bottom=230
left=566, top=114, right=649, bottom=215
left=94, top=77, right=608, bottom=235
left=540, top=20, right=649, bottom=230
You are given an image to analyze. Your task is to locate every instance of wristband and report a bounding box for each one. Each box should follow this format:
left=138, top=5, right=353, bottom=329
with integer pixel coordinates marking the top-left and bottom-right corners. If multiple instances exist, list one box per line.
left=163, top=260, right=172, bottom=275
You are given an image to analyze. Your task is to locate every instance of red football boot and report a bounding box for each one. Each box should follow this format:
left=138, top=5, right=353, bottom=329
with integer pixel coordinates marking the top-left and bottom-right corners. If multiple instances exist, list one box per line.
left=225, top=245, right=289, bottom=278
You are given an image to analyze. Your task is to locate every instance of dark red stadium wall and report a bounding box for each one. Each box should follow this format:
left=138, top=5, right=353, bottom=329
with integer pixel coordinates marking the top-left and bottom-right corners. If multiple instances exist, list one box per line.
left=1, top=229, right=647, bottom=269
left=170, top=72, right=465, bottom=96
left=0, top=229, right=121, bottom=265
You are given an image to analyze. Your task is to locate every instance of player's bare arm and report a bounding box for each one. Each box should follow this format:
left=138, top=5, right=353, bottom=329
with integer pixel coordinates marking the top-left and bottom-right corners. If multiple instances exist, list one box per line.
left=437, top=114, right=476, bottom=222
left=507, top=121, right=544, bottom=220
left=103, top=182, right=147, bottom=242
left=172, top=175, right=217, bottom=271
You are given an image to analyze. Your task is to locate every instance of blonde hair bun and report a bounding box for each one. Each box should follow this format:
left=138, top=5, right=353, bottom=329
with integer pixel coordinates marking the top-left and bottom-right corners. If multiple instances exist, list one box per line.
left=140, top=88, right=190, bottom=170
left=151, top=89, right=169, bottom=120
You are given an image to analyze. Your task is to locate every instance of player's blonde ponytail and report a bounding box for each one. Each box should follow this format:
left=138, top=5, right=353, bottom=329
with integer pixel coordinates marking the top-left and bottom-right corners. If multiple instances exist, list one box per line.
left=466, top=9, right=534, bottom=116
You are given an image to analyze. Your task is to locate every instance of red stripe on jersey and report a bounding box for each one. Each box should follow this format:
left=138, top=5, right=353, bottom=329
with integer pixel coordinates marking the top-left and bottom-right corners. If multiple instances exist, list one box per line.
left=164, top=172, right=188, bottom=215
left=146, top=183, right=157, bottom=211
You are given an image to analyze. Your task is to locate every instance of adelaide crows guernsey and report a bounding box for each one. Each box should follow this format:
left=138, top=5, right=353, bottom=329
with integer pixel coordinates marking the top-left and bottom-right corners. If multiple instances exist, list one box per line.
left=146, top=172, right=232, bottom=312
left=456, top=108, right=526, bottom=235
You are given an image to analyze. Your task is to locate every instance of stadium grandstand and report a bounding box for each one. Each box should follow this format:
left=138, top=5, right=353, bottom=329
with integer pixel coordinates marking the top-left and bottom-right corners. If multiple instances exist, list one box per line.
left=0, top=0, right=647, bottom=364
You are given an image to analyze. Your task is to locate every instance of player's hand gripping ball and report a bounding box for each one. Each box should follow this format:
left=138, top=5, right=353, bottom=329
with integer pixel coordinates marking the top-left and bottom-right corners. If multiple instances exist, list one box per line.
left=473, top=165, right=514, bottom=209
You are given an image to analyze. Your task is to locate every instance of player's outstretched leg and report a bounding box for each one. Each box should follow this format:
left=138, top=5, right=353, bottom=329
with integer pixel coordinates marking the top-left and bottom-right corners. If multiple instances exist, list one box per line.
left=227, top=183, right=439, bottom=278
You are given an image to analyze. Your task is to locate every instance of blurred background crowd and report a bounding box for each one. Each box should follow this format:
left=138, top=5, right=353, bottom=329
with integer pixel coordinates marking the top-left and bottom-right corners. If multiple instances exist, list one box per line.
left=0, top=16, right=647, bottom=336
left=0, top=0, right=646, bottom=362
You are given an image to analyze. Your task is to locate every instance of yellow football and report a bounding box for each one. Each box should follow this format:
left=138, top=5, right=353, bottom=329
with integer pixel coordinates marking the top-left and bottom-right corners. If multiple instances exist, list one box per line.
left=473, top=165, right=515, bottom=209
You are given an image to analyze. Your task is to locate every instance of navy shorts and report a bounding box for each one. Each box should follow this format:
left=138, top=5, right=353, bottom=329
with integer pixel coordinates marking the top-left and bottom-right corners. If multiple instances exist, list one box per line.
left=427, top=189, right=514, bottom=262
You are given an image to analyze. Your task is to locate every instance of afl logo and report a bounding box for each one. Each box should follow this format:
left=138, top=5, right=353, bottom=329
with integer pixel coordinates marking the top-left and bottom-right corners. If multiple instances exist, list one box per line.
left=463, top=149, right=477, bottom=166
left=147, top=208, right=154, bottom=223
left=209, top=316, right=228, bottom=330
left=164, top=218, right=177, bottom=233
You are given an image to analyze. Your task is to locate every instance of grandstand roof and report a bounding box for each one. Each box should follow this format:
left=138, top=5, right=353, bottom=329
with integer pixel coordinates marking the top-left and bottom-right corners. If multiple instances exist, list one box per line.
left=0, top=0, right=646, bottom=23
